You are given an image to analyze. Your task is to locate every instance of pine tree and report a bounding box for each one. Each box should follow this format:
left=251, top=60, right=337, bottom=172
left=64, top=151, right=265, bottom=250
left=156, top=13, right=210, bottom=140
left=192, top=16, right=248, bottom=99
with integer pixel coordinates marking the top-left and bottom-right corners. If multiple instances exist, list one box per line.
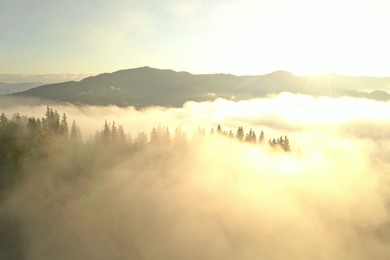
left=228, top=129, right=234, bottom=138
left=44, top=106, right=60, bottom=135
left=259, top=130, right=265, bottom=144
left=236, top=126, right=244, bottom=142
left=150, top=127, right=158, bottom=143
left=245, top=128, right=257, bottom=143
left=102, top=120, right=111, bottom=141
left=59, top=113, right=69, bottom=136
left=111, top=121, right=118, bottom=140
left=134, top=132, right=148, bottom=147
left=164, top=127, right=171, bottom=144
left=217, top=124, right=222, bottom=135
left=251, top=130, right=257, bottom=143
left=283, top=136, right=290, bottom=152
left=70, top=120, right=82, bottom=143
left=118, top=125, right=126, bottom=141
left=0, top=113, right=8, bottom=125
left=173, top=126, right=186, bottom=146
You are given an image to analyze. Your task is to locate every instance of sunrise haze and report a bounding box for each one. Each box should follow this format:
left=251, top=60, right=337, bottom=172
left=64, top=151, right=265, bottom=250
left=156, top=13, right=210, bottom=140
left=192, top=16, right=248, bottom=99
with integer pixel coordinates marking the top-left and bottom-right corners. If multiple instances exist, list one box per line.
left=1, top=0, right=389, bottom=76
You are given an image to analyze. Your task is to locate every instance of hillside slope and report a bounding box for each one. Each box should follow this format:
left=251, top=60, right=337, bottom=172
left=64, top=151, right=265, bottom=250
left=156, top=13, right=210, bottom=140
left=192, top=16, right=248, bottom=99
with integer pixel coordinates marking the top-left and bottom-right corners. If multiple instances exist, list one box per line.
left=11, top=67, right=390, bottom=107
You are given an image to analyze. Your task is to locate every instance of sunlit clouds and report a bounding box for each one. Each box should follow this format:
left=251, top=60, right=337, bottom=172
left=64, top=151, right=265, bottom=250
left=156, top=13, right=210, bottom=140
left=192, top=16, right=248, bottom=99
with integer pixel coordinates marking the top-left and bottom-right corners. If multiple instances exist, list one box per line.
left=1, top=94, right=390, bottom=258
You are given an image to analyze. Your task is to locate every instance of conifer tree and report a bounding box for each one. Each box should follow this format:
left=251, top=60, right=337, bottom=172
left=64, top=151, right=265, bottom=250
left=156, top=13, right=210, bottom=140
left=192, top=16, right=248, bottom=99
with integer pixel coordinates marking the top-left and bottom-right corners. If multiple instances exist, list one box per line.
left=134, top=132, right=148, bottom=147
left=111, top=121, right=118, bottom=140
left=0, top=113, right=8, bottom=127
left=217, top=124, right=222, bottom=135
left=70, top=120, right=82, bottom=143
left=150, top=127, right=158, bottom=143
left=259, top=130, right=265, bottom=144
left=118, top=125, right=126, bottom=141
left=283, top=136, right=290, bottom=152
left=173, top=126, right=186, bottom=146
left=228, top=129, right=234, bottom=138
left=102, top=120, right=111, bottom=141
left=236, top=126, right=244, bottom=142
left=59, top=113, right=69, bottom=136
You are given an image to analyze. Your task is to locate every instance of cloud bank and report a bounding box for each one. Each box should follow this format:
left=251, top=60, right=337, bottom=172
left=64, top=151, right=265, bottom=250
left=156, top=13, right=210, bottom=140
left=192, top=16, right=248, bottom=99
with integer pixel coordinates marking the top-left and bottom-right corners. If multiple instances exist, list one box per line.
left=0, top=93, right=390, bottom=259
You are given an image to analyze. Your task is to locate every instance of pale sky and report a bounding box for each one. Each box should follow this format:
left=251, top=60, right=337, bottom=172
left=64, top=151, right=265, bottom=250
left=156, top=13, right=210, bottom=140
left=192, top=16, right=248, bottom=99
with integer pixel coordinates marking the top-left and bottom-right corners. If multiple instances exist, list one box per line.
left=1, top=0, right=389, bottom=76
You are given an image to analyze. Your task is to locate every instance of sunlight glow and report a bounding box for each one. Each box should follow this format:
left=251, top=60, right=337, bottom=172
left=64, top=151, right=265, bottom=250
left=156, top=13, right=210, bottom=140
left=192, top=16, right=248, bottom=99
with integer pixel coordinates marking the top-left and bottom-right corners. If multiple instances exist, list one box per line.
left=2, top=0, right=390, bottom=76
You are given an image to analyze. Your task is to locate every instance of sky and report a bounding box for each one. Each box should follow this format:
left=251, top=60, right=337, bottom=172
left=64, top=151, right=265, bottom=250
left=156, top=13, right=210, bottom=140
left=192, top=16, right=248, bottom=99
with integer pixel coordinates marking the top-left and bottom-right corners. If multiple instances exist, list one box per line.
left=1, top=0, right=390, bottom=77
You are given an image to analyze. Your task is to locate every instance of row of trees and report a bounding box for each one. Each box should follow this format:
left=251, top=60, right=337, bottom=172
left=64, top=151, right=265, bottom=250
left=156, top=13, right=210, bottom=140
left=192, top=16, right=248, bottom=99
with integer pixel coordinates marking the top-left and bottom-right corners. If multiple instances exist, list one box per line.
left=211, top=124, right=290, bottom=151
left=92, top=121, right=290, bottom=152
left=1, top=107, right=291, bottom=156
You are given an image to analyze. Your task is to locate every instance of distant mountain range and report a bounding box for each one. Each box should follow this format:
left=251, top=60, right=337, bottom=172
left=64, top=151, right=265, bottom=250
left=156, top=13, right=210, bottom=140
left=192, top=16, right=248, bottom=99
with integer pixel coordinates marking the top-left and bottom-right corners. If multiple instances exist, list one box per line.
left=5, top=67, right=390, bottom=107
left=0, top=82, right=45, bottom=95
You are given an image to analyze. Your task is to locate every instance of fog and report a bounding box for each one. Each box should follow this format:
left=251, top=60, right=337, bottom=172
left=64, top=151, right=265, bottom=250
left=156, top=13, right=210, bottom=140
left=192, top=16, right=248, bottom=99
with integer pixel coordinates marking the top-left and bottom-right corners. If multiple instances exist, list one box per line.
left=1, top=93, right=390, bottom=259
left=2, top=93, right=390, bottom=138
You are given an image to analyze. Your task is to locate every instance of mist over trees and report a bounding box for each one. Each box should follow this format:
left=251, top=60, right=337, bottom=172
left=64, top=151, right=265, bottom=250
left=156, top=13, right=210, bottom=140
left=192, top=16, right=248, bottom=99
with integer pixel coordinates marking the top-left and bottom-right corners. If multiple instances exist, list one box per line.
left=0, top=107, right=291, bottom=259
left=1, top=104, right=389, bottom=260
left=0, top=109, right=291, bottom=202
left=0, top=106, right=290, bottom=200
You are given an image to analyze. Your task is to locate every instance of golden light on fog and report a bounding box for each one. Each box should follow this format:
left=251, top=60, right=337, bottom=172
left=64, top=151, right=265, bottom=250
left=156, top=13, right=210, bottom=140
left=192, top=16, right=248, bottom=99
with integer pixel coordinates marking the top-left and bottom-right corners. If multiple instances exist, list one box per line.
left=2, top=0, right=390, bottom=257
left=1, top=93, right=390, bottom=259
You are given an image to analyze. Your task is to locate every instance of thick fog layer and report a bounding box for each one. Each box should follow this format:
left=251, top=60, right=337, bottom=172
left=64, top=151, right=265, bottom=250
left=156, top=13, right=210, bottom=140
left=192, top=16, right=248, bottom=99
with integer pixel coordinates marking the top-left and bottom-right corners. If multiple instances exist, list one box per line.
left=2, top=93, right=390, bottom=138
left=1, top=93, right=390, bottom=259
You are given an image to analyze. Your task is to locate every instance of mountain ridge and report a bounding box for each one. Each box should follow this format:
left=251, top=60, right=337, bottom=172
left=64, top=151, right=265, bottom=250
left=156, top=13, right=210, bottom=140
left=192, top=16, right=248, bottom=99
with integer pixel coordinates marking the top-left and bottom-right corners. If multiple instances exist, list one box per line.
left=8, top=67, right=390, bottom=107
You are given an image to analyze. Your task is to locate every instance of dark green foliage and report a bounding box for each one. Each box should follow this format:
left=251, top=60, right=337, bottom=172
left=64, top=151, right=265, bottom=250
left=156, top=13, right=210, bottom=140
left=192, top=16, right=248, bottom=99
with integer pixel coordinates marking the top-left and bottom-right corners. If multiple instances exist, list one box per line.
left=0, top=107, right=84, bottom=199
left=0, top=114, right=27, bottom=195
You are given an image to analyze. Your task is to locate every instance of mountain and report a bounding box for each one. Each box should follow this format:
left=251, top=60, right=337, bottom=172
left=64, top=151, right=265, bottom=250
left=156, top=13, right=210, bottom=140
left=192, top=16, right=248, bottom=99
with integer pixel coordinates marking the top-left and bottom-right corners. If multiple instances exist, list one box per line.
left=9, top=67, right=390, bottom=107
left=0, top=82, right=45, bottom=95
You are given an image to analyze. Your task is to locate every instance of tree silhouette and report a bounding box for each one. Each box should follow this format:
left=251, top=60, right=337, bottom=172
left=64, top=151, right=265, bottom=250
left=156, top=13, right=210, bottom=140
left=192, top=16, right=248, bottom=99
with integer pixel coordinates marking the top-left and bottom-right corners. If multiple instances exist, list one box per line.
left=283, top=136, right=290, bottom=152
left=259, top=130, right=265, bottom=144
left=59, top=113, right=69, bottom=136
left=245, top=128, right=257, bottom=143
left=236, top=126, right=244, bottom=142
left=70, top=120, right=82, bottom=143
left=217, top=124, right=222, bottom=135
